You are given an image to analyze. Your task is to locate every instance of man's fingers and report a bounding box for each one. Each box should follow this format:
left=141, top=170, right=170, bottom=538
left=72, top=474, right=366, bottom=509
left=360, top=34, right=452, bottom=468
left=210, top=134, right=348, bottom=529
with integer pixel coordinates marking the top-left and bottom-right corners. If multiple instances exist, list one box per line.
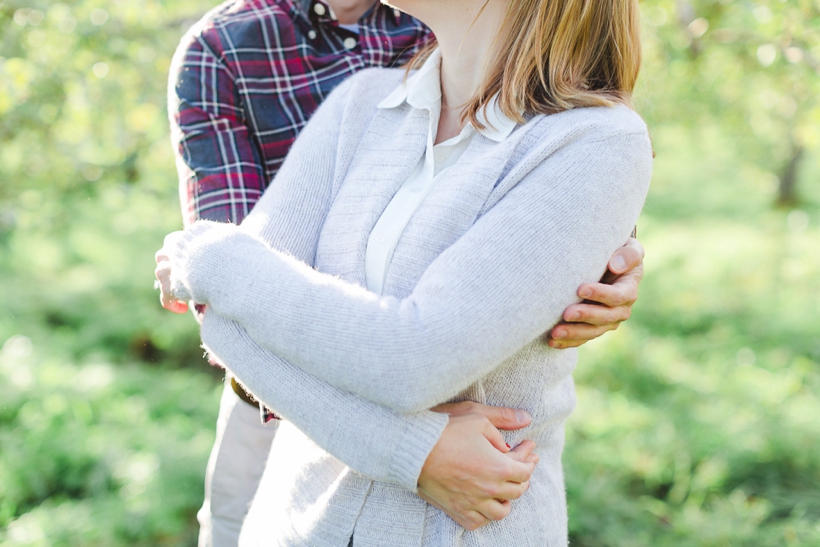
left=155, top=263, right=188, bottom=314
left=624, top=236, right=646, bottom=258
left=607, top=237, right=644, bottom=275
left=160, top=291, right=189, bottom=314
left=561, top=302, right=632, bottom=326
left=548, top=323, right=614, bottom=348
left=576, top=276, right=639, bottom=308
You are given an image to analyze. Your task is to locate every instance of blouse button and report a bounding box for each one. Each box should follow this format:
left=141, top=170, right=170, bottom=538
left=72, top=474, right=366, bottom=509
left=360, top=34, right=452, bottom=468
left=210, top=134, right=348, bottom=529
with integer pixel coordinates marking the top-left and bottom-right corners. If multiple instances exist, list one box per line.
left=313, top=2, right=326, bottom=16
left=307, top=30, right=317, bottom=40
left=378, top=235, right=386, bottom=244
left=343, top=36, right=358, bottom=50
left=434, top=152, right=446, bottom=163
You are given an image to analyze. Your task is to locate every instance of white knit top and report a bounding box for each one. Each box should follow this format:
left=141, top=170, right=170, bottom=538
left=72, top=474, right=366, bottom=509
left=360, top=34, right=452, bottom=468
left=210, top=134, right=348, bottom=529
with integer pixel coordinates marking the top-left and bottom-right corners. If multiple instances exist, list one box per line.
left=168, top=67, right=653, bottom=547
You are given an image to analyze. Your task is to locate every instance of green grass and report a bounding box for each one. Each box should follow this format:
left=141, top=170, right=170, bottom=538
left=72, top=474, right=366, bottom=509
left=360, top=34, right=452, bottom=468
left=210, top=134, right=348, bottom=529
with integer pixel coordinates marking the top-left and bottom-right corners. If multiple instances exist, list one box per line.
left=0, top=338, right=219, bottom=547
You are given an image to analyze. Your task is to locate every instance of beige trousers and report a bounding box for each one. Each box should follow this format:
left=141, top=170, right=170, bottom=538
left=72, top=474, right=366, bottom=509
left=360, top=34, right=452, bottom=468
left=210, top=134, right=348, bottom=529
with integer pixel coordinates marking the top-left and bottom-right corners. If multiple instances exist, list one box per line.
left=198, top=378, right=279, bottom=547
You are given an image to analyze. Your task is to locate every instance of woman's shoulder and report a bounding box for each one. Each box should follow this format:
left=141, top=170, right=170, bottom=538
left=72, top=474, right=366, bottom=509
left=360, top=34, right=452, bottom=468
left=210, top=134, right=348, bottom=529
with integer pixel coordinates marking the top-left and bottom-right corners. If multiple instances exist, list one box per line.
left=513, top=104, right=653, bottom=171
left=345, top=67, right=407, bottom=91
left=528, top=104, right=649, bottom=143
left=328, top=67, right=408, bottom=112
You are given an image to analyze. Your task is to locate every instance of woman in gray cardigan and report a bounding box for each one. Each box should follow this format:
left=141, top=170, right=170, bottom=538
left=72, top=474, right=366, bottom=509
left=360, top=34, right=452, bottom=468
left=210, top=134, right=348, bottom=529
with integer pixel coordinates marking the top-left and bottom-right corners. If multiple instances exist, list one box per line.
left=156, top=0, right=652, bottom=544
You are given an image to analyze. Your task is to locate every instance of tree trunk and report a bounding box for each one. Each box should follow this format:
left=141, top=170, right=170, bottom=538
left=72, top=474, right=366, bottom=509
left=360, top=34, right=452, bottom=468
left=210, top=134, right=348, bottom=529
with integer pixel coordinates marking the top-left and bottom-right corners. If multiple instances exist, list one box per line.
left=777, top=145, right=803, bottom=207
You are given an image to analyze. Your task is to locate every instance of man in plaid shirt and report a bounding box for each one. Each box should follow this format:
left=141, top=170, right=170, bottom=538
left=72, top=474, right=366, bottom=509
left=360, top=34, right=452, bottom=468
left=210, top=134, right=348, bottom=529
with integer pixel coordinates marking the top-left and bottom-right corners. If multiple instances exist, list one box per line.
left=168, top=0, right=646, bottom=544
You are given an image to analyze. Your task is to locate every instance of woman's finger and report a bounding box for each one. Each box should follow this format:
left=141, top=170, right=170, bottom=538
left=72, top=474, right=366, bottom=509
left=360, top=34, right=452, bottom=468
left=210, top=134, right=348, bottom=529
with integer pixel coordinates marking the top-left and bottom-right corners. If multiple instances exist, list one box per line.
left=499, top=457, right=536, bottom=484
left=507, top=439, right=536, bottom=461
left=458, top=511, right=491, bottom=531
left=418, top=490, right=490, bottom=531
left=490, top=479, right=530, bottom=501
left=480, top=415, right=511, bottom=453
left=476, top=499, right=512, bottom=523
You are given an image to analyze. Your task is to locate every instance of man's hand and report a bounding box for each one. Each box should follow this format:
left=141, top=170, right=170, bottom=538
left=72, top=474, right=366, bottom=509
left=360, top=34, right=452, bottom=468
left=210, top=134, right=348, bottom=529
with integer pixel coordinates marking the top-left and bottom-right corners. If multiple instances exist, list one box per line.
left=154, top=232, right=189, bottom=314
left=418, top=402, right=538, bottom=531
left=549, top=237, right=644, bottom=349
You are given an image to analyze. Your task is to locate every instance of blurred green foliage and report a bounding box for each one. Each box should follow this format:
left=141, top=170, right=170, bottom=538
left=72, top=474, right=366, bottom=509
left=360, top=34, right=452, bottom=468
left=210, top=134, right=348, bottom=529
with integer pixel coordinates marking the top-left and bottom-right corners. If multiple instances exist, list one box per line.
left=0, top=0, right=819, bottom=545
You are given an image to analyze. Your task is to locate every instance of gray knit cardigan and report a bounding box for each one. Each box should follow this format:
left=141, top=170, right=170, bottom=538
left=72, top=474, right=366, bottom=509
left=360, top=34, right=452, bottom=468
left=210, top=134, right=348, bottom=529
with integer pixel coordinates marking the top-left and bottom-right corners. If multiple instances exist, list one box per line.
left=168, top=68, right=653, bottom=547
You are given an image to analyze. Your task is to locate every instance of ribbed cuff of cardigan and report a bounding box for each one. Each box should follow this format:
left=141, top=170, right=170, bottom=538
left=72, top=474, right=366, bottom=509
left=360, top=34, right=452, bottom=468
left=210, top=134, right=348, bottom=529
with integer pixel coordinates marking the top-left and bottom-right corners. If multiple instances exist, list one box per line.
left=389, top=411, right=449, bottom=493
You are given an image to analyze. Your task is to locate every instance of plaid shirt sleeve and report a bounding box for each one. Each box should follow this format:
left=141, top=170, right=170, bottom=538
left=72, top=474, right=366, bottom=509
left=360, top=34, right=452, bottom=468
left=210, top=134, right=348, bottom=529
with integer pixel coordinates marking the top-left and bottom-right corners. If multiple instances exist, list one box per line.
left=169, top=29, right=266, bottom=227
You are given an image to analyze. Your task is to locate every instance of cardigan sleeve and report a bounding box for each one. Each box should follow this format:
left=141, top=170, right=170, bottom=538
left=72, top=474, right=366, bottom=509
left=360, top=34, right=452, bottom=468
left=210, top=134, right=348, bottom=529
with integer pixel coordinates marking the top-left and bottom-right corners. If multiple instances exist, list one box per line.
left=170, top=118, right=653, bottom=414
left=199, top=310, right=448, bottom=491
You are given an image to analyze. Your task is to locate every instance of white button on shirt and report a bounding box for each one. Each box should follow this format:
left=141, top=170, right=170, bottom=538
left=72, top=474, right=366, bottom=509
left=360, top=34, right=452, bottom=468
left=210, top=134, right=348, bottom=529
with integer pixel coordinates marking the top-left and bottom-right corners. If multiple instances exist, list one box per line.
left=364, top=49, right=518, bottom=295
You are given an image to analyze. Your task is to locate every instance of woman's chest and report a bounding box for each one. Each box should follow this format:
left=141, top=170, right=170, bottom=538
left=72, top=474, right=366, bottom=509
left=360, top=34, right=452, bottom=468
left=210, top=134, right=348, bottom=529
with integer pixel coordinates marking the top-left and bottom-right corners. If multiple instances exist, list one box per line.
left=313, top=108, right=530, bottom=296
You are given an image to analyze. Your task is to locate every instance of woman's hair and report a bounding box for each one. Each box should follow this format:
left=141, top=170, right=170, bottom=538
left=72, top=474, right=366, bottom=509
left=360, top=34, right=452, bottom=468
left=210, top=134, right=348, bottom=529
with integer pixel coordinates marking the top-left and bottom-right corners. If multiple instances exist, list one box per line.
left=408, top=0, right=642, bottom=127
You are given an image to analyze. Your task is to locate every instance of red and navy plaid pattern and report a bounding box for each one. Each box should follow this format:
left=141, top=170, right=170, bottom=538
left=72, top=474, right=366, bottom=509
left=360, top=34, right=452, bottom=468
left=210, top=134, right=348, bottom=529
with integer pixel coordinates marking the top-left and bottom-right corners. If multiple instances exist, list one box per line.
left=170, top=0, right=430, bottom=421
left=171, top=0, right=431, bottom=226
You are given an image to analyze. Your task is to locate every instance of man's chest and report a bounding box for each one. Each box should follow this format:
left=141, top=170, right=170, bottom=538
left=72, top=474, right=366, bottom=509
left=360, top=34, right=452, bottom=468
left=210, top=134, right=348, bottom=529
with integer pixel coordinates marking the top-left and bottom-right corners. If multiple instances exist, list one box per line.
left=218, top=4, right=429, bottom=176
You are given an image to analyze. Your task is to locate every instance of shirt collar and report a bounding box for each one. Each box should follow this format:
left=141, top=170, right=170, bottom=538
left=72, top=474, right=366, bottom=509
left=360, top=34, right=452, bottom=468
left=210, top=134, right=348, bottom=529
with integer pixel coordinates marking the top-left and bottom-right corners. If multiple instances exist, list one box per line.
left=302, top=0, right=398, bottom=26
left=378, top=48, right=518, bottom=143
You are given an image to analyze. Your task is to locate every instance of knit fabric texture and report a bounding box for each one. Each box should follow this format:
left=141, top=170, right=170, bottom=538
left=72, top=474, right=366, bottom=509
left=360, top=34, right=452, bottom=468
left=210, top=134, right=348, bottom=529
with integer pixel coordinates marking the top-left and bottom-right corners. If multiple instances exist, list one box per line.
left=168, top=67, right=653, bottom=546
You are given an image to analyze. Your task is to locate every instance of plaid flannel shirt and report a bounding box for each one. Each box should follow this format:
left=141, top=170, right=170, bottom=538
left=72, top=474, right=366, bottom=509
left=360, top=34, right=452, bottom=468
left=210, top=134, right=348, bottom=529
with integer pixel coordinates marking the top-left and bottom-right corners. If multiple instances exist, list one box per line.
left=169, top=0, right=431, bottom=421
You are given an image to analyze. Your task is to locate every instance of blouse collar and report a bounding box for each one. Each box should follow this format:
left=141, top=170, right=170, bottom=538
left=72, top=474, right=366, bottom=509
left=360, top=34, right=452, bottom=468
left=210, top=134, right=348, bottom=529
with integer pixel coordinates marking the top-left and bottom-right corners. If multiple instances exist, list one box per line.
left=378, top=49, right=518, bottom=143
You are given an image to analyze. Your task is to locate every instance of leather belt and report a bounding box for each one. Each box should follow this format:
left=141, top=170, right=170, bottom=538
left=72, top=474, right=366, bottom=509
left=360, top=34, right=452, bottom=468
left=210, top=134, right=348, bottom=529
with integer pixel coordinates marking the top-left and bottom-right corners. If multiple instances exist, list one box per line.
left=231, top=376, right=260, bottom=408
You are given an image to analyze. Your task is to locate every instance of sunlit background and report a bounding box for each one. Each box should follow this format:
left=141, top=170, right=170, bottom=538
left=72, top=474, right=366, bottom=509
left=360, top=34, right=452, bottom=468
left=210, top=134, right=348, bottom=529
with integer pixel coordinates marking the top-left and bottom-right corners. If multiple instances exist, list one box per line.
left=1, top=0, right=819, bottom=545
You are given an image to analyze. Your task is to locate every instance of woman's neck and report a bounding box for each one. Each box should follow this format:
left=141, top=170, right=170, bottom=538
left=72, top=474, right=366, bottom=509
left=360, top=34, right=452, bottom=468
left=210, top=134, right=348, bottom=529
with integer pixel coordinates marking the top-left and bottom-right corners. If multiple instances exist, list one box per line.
left=327, top=0, right=378, bottom=24
left=396, top=0, right=505, bottom=142
left=435, top=4, right=503, bottom=115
